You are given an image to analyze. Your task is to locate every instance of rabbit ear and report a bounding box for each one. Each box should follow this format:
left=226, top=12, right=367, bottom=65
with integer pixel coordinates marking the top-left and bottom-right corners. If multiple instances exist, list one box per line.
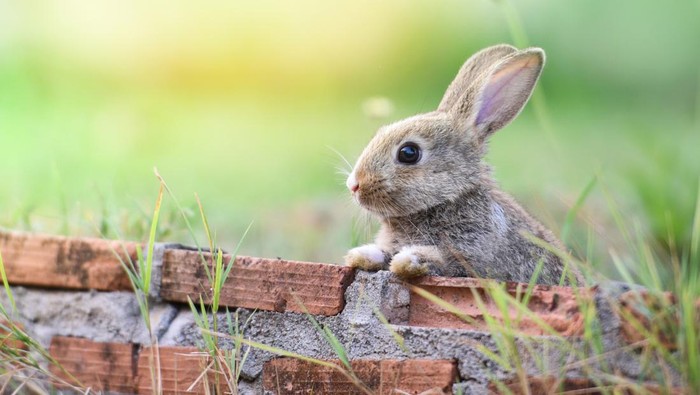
left=466, top=48, right=545, bottom=142
left=437, top=44, right=517, bottom=112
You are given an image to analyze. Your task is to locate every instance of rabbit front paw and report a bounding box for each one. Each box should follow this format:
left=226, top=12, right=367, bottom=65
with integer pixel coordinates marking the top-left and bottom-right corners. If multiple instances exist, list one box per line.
left=344, top=244, right=388, bottom=271
left=389, top=245, right=443, bottom=278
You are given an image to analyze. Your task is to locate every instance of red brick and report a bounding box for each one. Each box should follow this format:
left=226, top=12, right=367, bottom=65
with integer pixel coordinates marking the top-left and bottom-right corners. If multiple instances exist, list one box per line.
left=408, top=277, right=587, bottom=336
left=49, top=336, right=137, bottom=393
left=160, top=250, right=355, bottom=316
left=136, top=346, right=222, bottom=395
left=0, top=231, right=137, bottom=291
left=379, top=359, right=458, bottom=394
left=262, top=358, right=457, bottom=394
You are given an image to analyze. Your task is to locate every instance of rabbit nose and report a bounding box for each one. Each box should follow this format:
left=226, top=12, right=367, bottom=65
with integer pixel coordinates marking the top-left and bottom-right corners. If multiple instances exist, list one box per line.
left=346, top=172, right=360, bottom=193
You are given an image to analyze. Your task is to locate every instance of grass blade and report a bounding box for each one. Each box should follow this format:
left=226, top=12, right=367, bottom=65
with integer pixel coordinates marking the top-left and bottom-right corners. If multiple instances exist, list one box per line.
left=690, top=178, right=700, bottom=264
left=142, top=183, right=164, bottom=296
left=561, top=174, right=598, bottom=245
left=0, top=250, right=16, bottom=313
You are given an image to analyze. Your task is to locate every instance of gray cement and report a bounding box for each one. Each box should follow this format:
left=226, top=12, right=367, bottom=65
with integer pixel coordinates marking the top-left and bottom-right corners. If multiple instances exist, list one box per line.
left=0, top=286, right=177, bottom=346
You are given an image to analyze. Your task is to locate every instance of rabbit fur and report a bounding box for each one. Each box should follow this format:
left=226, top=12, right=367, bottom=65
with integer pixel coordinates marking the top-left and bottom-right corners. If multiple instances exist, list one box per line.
left=344, top=44, right=581, bottom=285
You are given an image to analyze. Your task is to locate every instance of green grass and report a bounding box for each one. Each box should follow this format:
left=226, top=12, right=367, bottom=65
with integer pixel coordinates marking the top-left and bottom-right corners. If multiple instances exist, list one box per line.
left=1, top=164, right=699, bottom=394
left=1, top=100, right=697, bottom=275
left=114, top=182, right=165, bottom=395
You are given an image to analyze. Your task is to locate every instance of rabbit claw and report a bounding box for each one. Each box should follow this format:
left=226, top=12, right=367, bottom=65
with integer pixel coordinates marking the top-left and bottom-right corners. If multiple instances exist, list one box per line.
left=390, top=248, right=429, bottom=278
left=344, top=244, right=387, bottom=271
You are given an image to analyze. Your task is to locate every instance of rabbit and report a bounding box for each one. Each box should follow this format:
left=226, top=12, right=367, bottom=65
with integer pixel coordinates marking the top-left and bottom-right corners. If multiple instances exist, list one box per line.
left=344, top=44, right=581, bottom=285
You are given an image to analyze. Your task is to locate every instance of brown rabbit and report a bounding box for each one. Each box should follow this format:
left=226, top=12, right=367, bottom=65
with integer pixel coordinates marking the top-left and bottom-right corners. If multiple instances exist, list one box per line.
left=344, top=44, right=580, bottom=285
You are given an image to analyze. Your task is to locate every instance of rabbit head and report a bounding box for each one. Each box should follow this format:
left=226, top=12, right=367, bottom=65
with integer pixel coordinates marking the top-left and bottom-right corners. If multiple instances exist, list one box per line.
left=347, top=44, right=545, bottom=218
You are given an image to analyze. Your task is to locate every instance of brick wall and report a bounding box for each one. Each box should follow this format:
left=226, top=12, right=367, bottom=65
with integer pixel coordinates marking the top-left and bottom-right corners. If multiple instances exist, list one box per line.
left=0, top=231, right=681, bottom=394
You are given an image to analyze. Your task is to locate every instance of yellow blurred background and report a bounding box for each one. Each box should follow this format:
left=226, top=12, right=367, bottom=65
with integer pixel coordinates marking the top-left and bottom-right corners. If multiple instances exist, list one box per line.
left=1, top=1, right=699, bottom=276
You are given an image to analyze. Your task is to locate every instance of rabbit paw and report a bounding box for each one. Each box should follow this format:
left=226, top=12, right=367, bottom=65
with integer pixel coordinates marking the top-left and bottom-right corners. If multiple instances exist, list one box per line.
left=344, top=244, right=387, bottom=271
left=390, top=249, right=429, bottom=278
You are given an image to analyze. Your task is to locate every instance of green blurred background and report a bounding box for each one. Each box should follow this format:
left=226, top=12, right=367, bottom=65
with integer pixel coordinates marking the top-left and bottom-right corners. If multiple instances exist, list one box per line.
left=1, top=1, right=699, bottom=278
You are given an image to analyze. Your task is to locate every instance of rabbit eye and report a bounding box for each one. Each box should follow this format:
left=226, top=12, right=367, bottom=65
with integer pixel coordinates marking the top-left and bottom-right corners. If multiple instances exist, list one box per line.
left=397, top=142, right=421, bottom=164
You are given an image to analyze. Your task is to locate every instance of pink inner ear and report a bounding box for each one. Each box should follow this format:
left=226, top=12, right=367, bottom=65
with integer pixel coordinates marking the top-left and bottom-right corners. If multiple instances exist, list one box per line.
left=475, top=58, right=537, bottom=127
